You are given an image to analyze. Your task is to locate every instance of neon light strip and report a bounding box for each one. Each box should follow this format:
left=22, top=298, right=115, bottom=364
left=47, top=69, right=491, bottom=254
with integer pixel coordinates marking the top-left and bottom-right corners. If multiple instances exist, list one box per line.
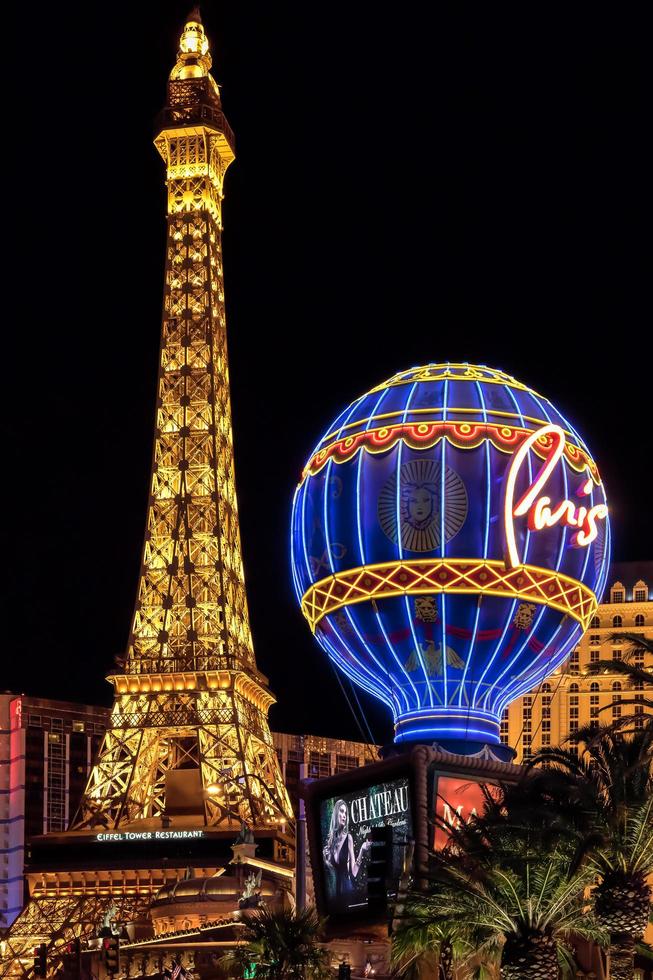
left=491, top=392, right=595, bottom=712
left=323, top=397, right=401, bottom=707
left=356, top=387, right=415, bottom=713
left=473, top=386, right=534, bottom=708
left=315, top=630, right=395, bottom=710
left=505, top=383, right=534, bottom=563
left=301, top=559, right=598, bottom=632
left=365, top=363, right=535, bottom=394
left=495, top=615, right=571, bottom=715
left=396, top=727, right=499, bottom=742
left=299, top=480, right=313, bottom=592
left=322, top=404, right=579, bottom=442
left=290, top=484, right=305, bottom=604
left=479, top=388, right=546, bottom=711
left=342, top=604, right=405, bottom=714
left=486, top=394, right=589, bottom=716
left=441, top=376, right=449, bottom=705
left=503, top=616, right=576, bottom=711
left=305, top=421, right=600, bottom=482
left=398, top=704, right=498, bottom=720
left=397, top=382, right=433, bottom=707
left=458, top=381, right=489, bottom=712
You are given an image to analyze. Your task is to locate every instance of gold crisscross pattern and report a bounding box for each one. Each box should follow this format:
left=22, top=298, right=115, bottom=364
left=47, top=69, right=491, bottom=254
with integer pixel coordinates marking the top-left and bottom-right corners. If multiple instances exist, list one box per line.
left=301, top=558, right=597, bottom=633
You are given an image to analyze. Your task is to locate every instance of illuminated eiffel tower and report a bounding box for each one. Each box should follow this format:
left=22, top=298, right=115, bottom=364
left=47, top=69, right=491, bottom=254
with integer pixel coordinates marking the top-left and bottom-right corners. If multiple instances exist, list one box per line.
left=1, top=11, right=292, bottom=976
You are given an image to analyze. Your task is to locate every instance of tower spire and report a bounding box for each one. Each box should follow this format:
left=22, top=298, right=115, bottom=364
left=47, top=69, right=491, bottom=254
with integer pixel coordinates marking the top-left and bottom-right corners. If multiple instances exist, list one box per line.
left=171, top=7, right=213, bottom=81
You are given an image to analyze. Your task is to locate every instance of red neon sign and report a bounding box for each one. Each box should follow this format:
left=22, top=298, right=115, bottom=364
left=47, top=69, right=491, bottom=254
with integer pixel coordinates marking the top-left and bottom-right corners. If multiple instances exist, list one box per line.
left=504, top=424, right=608, bottom=569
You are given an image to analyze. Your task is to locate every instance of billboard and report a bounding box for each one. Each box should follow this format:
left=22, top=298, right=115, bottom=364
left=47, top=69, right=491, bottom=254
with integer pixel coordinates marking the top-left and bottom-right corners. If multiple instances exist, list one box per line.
left=432, top=774, right=489, bottom=850
left=319, top=777, right=412, bottom=915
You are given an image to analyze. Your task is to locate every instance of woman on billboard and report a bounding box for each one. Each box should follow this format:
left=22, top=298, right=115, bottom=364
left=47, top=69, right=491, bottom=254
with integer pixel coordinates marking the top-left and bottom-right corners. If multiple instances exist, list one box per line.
left=323, top=799, right=371, bottom=907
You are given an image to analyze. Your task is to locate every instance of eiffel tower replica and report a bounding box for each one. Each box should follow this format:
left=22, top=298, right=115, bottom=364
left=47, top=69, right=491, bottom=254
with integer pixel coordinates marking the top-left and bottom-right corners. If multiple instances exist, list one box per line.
left=1, top=11, right=293, bottom=976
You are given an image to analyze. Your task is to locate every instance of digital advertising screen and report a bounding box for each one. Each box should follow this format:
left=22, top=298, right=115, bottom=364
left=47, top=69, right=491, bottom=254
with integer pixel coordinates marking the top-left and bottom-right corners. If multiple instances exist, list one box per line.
left=432, top=773, right=493, bottom=850
left=319, top=776, right=412, bottom=915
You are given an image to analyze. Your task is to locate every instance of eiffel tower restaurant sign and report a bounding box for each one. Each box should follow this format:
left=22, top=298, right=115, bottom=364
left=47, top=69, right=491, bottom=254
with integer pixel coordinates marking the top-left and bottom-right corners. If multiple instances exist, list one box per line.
left=95, top=830, right=205, bottom=842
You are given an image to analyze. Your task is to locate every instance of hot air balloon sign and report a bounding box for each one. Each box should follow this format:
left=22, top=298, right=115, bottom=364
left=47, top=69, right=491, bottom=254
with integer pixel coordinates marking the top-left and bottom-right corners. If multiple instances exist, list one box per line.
left=291, top=364, right=610, bottom=754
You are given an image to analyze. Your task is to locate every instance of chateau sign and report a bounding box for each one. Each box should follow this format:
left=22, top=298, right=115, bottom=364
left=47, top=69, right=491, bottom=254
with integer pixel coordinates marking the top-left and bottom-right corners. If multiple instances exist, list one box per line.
left=95, top=830, right=204, bottom=842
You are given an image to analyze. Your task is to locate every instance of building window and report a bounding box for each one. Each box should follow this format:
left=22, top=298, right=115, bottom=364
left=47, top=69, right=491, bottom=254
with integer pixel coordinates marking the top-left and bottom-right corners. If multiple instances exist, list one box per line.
left=590, top=649, right=599, bottom=664
left=569, top=650, right=580, bottom=674
left=635, top=614, right=645, bottom=627
left=500, top=711, right=509, bottom=745
left=569, top=708, right=579, bottom=719
left=28, top=714, right=42, bottom=727
left=542, top=720, right=551, bottom=732
left=569, top=721, right=579, bottom=733
left=335, top=754, right=358, bottom=773
left=590, top=682, right=600, bottom=692
left=541, top=683, right=551, bottom=693
left=569, top=683, right=579, bottom=693
left=612, top=682, right=622, bottom=692
left=590, top=694, right=600, bottom=719
left=589, top=634, right=600, bottom=646
left=611, top=587, right=625, bottom=604
left=634, top=584, right=647, bottom=602
left=613, top=649, right=623, bottom=661
left=590, top=616, right=601, bottom=629
left=72, top=721, right=84, bottom=733
left=308, top=751, right=331, bottom=778
left=46, top=730, right=66, bottom=832
left=612, top=616, right=623, bottom=629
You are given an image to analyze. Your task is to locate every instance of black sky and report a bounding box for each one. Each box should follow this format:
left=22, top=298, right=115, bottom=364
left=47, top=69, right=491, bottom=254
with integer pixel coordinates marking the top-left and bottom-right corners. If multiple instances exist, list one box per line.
left=3, top=3, right=651, bottom=744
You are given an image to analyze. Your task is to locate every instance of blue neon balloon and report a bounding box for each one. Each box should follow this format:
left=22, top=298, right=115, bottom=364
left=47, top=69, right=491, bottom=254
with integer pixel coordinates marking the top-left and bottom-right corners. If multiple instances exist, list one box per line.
left=290, top=364, right=610, bottom=750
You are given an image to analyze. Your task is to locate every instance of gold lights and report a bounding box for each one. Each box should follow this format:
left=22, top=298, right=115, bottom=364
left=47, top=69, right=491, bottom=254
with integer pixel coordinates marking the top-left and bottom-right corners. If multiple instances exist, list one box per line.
left=1, top=13, right=292, bottom=974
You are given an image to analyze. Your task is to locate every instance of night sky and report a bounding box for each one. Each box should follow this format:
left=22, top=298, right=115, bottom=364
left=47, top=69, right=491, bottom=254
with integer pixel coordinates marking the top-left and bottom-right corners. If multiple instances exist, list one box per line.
left=3, top=4, right=650, bottom=745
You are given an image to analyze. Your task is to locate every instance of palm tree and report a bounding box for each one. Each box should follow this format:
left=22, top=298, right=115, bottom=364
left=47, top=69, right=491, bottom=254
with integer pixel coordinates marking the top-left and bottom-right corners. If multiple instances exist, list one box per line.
left=220, top=906, right=330, bottom=980
left=392, top=908, right=496, bottom=980
left=394, top=785, right=603, bottom=980
left=529, top=724, right=653, bottom=980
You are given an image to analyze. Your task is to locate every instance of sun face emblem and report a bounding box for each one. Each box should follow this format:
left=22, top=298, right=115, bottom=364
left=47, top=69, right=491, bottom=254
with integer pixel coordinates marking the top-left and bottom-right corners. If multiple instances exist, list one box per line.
left=378, top=459, right=468, bottom=552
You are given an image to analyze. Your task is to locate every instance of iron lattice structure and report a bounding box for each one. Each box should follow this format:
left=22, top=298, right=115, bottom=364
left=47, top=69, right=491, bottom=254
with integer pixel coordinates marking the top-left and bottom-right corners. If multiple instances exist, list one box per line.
left=1, top=14, right=291, bottom=977
left=1, top=893, right=152, bottom=978
left=71, top=10, right=291, bottom=836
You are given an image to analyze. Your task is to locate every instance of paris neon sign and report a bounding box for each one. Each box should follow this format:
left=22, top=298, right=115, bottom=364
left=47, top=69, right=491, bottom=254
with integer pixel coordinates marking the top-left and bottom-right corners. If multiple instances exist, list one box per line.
left=504, top=423, right=608, bottom=569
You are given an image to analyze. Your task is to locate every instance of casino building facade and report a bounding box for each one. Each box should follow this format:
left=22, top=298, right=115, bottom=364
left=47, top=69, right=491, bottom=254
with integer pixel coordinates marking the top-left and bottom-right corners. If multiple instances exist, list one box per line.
left=504, top=562, right=653, bottom=762
left=0, top=699, right=372, bottom=930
